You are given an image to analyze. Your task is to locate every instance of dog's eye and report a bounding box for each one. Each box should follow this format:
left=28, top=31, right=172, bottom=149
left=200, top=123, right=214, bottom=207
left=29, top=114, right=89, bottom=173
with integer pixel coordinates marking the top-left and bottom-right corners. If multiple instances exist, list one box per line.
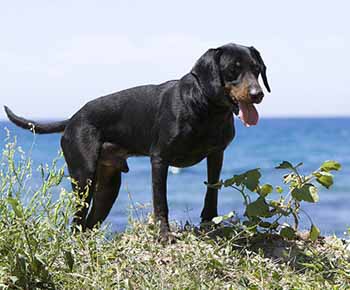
left=230, top=62, right=241, bottom=73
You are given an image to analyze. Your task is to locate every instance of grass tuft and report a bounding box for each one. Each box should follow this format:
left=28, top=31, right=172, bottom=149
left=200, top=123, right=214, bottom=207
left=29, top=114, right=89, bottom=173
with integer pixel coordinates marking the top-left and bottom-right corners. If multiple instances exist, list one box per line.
left=0, top=136, right=350, bottom=289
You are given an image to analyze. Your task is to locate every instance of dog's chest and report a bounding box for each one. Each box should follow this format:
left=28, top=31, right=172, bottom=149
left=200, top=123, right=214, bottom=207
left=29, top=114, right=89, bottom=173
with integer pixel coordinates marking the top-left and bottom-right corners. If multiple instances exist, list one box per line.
left=166, top=114, right=234, bottom=167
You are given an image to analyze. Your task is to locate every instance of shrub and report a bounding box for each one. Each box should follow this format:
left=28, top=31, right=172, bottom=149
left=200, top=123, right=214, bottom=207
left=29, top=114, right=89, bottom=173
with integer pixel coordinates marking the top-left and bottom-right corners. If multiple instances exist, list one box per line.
left=209, top=160, right=341, bottom=241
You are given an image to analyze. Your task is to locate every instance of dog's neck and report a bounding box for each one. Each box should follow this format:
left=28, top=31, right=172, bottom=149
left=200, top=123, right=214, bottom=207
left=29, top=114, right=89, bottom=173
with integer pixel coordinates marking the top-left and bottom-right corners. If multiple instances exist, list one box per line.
left=189, top=72, right=237, bottom=115
left=175, top=73, right=234, bottom=125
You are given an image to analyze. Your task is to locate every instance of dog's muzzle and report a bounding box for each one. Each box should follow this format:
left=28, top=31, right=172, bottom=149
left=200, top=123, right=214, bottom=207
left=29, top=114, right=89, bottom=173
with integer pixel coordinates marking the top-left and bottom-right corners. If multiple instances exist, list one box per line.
left=224, top=82, right=262, bottom=127
left=249, top=88, right=264, bottom=104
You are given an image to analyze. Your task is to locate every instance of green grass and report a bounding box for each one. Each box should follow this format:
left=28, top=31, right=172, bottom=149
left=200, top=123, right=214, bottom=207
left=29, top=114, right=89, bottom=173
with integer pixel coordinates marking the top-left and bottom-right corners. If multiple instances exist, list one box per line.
left=1, top=136, right=350, bottom=289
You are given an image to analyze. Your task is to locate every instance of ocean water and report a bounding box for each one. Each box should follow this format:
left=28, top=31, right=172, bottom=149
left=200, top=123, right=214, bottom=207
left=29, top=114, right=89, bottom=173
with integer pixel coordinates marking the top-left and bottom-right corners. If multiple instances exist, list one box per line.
left=1, top=118, right=350, bottom=237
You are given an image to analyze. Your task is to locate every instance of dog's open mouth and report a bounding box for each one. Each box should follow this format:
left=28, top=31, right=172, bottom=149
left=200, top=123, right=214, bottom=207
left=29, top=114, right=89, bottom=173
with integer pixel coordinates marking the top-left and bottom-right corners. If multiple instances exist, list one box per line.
left=238, top=101, right=259, bottom=127
left=224, top=83, right=260, bottom=127
left=228, top=95, right=259, bottom=127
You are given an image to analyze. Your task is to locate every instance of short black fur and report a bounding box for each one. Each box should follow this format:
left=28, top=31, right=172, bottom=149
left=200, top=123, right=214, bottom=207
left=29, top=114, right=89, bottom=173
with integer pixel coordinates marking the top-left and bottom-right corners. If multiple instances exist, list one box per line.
left=4, top=43, right=270, bottom=241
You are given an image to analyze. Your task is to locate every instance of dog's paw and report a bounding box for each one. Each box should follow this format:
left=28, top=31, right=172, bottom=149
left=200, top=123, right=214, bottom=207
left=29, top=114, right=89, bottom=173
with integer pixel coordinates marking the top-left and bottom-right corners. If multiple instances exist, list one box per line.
left=199, top=220, right=217, bottom=232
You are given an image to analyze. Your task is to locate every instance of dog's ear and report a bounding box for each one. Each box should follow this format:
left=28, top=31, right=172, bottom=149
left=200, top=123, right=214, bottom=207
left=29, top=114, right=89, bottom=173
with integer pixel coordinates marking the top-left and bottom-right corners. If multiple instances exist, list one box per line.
left=249, top=46, right=271, bottom=92
left=191, top=48, right=224, bottom=97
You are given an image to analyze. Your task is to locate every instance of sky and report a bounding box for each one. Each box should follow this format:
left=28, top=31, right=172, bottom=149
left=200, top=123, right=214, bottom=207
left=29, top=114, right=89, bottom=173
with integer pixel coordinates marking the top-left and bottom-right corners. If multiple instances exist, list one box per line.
left=0, top=1, right=349, bottom=119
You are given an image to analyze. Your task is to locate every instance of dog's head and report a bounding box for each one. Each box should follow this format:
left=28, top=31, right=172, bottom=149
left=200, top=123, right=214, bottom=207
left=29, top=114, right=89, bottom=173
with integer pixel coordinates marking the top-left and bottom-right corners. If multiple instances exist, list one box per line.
left=191, top=43, right=271, bottom=126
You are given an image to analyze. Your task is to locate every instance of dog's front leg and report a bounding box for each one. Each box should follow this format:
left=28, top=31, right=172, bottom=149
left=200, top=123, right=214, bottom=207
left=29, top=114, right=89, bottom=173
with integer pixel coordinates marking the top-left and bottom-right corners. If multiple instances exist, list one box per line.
left=201, top=150, right=224, bottom=222
left=151, top=156, right=174, bottom=242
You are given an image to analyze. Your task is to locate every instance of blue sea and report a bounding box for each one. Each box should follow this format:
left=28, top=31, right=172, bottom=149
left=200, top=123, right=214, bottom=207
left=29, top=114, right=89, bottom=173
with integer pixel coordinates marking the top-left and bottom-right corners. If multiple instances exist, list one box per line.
left=1, top=118, right=350, bottom=237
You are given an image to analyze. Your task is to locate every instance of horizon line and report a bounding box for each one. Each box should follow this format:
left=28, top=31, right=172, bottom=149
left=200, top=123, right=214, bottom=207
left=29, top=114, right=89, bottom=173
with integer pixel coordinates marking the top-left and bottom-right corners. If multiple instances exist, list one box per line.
left=1, top=115, right=350, bottom=122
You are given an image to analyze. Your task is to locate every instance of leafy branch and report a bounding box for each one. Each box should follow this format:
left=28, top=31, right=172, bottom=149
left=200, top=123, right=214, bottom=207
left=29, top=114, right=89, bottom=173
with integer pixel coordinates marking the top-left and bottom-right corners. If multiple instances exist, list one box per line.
left=208, top=160, right=341, bottom=241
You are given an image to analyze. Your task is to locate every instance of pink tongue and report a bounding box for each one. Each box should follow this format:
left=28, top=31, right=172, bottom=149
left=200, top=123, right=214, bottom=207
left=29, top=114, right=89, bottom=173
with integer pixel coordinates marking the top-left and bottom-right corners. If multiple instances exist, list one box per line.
left=238, top=102, right=259, bottom=127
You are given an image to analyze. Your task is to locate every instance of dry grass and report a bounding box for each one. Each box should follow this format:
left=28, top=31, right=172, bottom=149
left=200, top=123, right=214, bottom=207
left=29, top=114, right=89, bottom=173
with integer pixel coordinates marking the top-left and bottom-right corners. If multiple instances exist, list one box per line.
left=1, top=135, right=350, bottom=289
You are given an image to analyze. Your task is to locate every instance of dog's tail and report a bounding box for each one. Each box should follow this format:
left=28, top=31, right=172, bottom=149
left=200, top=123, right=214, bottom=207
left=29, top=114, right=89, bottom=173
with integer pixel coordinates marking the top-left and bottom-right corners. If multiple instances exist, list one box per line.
left=4, top=106, right=68, bottom=134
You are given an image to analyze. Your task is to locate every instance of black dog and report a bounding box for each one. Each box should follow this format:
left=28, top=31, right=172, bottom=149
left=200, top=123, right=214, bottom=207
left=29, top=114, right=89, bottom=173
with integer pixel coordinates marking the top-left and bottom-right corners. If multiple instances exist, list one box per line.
left=4, top=43, right=270, bottom=241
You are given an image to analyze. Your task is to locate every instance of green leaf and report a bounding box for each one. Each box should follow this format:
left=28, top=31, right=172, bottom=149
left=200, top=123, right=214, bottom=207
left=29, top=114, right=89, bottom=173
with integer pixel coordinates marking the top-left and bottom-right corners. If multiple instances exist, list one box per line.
left=222, top=169, right=261, bottom=191
left=320, top=160, right=341, bottom=172
left=280, top=226, right=296, bottom=240
left=64, top=250, right=74, bottom=271
left=269, top=200, right=280, bottom=207
left=291, top=184, right=319, bottom=203
left=232, top=173, right=246, bottom=186
left=283, top=173, right=296, bottom=184
left=224, top=211, right=235, bottom=219
left=223, top=177, right=236, bottom=187
left=276, top=186, right=283, bottom=194
left=246, top=197, right=270, bottom=217
left=310, top=224, right=320, bottom=241
left=315, top=172, right=334, bottom=189
left=276, top=161, right=294, bottom=170
left=209, top=255, right=224, bottom=269
left=295, top=162, right=304, bottom=168
left=212, top=216, right=223, bottom=224
left=260, top=221, right=272, bottom=228
left=7, top=197, right=23, bottom=218
left=243, top=169, right=261, bottom=191
left=270, top=222, right=280, bottom=230
left=299, top=263, right=320, bottom=271
left=223, top=173, right=246, bottom=187
left=32, top=255, right=45, bottom=275
left=55, top=168, right=65, bottom=185
left=269, top=200, right=289, bottom=215
left=7, top=197, right=19, bottom=208
left=15, top=254, right=27, bottom=273
left=259, top=184, right=273, bottom=197
left=212, top=212, right=235, bottom=224
left=243, top=218, right=260, bottom=231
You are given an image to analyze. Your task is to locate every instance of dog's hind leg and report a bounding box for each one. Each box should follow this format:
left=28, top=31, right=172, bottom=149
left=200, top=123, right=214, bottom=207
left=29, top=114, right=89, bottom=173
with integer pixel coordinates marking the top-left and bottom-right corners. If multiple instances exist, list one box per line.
left=85, top=164, right=122, bottom=229
left=60, top=126, right=101, bottom=229
left=85, top=142, right=127, bottom=229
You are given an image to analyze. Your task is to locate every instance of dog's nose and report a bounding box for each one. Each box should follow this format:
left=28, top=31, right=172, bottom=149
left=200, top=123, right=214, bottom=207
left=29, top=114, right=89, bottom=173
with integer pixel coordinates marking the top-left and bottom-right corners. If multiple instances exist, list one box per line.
left=249, top=89, right=264, bottom=104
